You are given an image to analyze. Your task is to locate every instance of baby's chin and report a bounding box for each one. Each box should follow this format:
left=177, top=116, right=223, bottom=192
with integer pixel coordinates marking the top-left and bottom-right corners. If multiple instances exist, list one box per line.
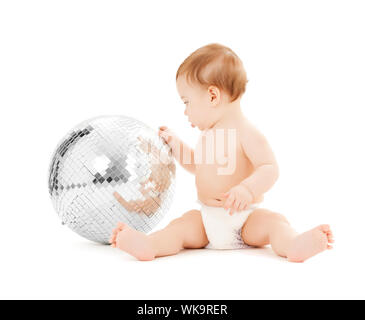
left=190, top=122, right=209, bottom=131
left=193, top=123, right=203, bottom=130
left=197, top=124, right=211, bottom=131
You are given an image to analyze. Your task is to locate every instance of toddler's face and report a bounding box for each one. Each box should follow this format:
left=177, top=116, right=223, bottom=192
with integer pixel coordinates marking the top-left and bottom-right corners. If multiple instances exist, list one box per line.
left=176, top=76, right=218, bottom=131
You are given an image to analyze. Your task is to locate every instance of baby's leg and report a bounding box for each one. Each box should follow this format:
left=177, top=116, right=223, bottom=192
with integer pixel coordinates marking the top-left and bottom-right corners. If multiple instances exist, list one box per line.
left=110, top=210, right=208, bottom=261
left=241, top=209, right=334, bottom=262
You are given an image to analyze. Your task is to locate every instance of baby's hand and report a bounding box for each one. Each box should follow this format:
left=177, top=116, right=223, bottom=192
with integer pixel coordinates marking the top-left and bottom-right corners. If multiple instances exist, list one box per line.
left=158, top=126, right=177, bottom=145
left=221, top=184, right=254, bottom=215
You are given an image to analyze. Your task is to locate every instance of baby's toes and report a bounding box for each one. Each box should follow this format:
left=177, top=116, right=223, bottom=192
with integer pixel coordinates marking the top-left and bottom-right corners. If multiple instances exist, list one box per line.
left=110, top=222, right=129, bottom=244
left=109, top=236, right=116, bottom=245
left=109, top=228, right=120, bottom=244
left=319, top=225, right=333, bottom=236
left=322, top=225, right=334, bottom=248
left=117, top=222, right=126, bottom=230
left=325, top=227, right=334, bottom=242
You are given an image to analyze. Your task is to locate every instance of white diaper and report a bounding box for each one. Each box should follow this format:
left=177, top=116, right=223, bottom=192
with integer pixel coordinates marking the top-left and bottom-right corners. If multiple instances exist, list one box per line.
left=197, top=200, right=260, bottom=250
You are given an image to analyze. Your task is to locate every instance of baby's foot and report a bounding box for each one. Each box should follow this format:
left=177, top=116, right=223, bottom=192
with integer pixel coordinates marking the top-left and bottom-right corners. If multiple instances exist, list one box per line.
left=286, top=224, right=334, bottom=263
left=112, top=222, right=156, bottom=261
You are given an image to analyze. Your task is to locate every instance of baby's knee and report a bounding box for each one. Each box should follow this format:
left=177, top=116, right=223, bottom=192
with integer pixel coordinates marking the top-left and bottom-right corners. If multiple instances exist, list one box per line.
left=182, top=209, right=201, bottom=221
left=269, top=211, right=289, bottom=224
left=168, top=210, right=201, bottom=226
left=181, top=210, right=208, bottom=248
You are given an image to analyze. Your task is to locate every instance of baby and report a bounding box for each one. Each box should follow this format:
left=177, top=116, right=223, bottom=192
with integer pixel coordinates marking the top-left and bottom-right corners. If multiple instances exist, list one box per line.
left=109, top=43, right=334, bottom=262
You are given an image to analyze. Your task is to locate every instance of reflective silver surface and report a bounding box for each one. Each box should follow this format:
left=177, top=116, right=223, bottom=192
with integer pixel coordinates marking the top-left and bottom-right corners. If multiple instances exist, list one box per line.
left=48, top=115, right=176, bottom=244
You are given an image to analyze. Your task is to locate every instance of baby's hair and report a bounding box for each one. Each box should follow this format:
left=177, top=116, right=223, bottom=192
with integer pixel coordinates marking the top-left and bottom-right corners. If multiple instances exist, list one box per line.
left=176, top=43, right=248, bottom=102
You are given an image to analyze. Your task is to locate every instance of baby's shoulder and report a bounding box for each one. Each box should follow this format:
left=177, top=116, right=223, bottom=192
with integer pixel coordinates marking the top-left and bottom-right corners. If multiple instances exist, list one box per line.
left=239, top=118, right=271, bottom=151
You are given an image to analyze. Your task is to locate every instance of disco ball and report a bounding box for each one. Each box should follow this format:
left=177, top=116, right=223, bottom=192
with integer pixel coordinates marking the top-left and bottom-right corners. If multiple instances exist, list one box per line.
left=48, top=115, right=176, bottom=244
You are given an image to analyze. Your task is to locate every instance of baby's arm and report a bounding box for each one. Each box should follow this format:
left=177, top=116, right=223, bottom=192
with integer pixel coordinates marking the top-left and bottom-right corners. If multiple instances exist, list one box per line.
left=158, top=126, right=195, bottom=174
left=238, top=121, right=279, bottom=201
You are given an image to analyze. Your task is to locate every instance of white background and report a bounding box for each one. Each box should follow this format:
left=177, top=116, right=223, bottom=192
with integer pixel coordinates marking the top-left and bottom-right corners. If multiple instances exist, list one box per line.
left=0, top=0, right=364, bottom=300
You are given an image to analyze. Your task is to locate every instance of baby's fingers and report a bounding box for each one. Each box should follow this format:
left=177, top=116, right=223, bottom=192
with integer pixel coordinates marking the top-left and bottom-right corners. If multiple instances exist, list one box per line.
left=158, top=126, right=170, bottom=135
left=231, top=200, right=240, bottom=215
left=227, top=199, right=236, bottom=215
left=224, top=194, right=234, bottom=210
left=159, top=131, right=171, bottom=143
left=158, top=126, right=166, bottom=135
left=237, top=201, right=245, bottom=212
left=239, top=202, right=247, bottom=211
